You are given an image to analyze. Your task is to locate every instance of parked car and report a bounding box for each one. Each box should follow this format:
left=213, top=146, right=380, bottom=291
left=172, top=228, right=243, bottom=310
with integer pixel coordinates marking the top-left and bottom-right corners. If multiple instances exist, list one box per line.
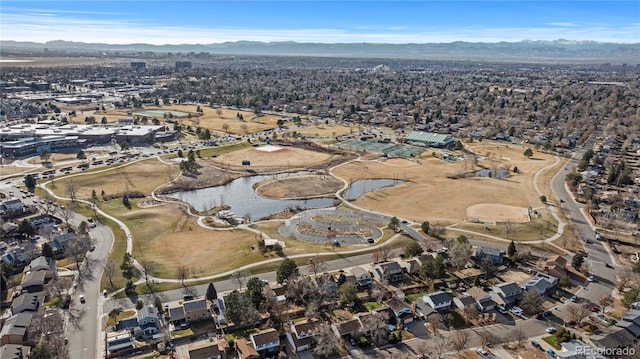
left=531, top=341, right=543, bottom=351
left=570, top=295, right=578, bottom=302
left=476, top=347, right=488, bottom=356
left=496, top=305, right=507, bottom=314
left=587, top=276, right=594, bottom=282
left=591, top=306, right=600, bottom=312
left=546, top=348, right=557, bottom=358
left=79, top=295, right=86, bottom=304
left=546, top=327, right=557, bottom=334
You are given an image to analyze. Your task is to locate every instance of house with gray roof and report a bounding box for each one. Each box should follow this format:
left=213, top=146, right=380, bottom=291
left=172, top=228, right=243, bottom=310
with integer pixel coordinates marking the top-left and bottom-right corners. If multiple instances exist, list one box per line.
left=423, top=291, right=452, bottom=311
left=0, top=344, right=31, bottom=359
left=453, top=295, right=478, bottom=311
left=373, top=261, right=404, bottom=283
left=286, top=319, right=321, bottom=353
left=137, top=306, right=160, bottom=338
left=615, top=320, right=640, bottom=338
left=350, top=266, right=372, bottom=289
left=474, top=247, right=504, bottom=265
left=555, top=340, right=606, bottom=359
left=523, top=272, right=558, bottom=295
left=183, top=298, right=208, bottom=323
left=168, top=306, right=186, bottom=325
left=405, top=131, right=455, bottom=148
left=491, top=282, right=523, bottom=306
left=11, top=293, right=43, bottom=314
left=0, top=312, right=32, bottom=345
left=589, top=326, right=635, bottom=350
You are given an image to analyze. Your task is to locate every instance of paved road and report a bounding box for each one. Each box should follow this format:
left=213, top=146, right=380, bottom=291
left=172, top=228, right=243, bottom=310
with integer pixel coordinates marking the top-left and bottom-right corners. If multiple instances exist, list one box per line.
left=64, top=218, right=114, bottom=359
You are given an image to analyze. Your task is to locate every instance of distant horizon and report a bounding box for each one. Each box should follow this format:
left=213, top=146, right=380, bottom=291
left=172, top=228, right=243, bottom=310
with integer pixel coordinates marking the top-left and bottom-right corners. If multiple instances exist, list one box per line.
left=1, top=1, right=638, bottom=45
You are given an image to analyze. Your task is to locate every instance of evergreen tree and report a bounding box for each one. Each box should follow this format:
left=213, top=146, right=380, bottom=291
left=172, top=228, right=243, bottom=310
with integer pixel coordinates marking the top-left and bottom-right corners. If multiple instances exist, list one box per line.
left=206, top=282, right=218, bottom=301
left=507, top=241, right=517, bottom=257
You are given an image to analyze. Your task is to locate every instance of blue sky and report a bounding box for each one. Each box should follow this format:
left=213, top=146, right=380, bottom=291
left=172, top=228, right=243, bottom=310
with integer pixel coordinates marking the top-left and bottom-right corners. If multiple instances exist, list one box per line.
left=1, top=1, right=638, bottom=44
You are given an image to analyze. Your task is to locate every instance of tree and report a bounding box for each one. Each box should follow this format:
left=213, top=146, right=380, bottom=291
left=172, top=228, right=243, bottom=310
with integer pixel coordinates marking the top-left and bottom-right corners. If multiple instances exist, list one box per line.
left=65, top=179, right=78, bottom=203
left=449, top=238, right=472, bottom=270
left=566, top=303, right=591, bottom=325
left=404, top=241, right=424, bottom=258
left=39, top=149, right=51, bottom=163
left=122, top=194, right=130, bottom=209
left=375, top=245, right=392, bottom=262
left=598, top=295, right=613, bottom=313
left=499, top=221, right=517, bottom=239
left=421, top=221, right=431, bottom=235
left=176, top=265, right=190, bottom=287
left=313, top=323, right=341, bottom=358
left=520, top=290, right=544, bottom=314
left=622, top=288, right=640, bottom=308
left=17, top=219, right=35, bottom=236
left=246, top=277, right=266, bottom=309
left=222, top=123, right=230, bottom=132
left=481, top=257, right=497, bottom=280
left=338, top=282, right=358, bottom=307
left=104, top=259, right=117, bottom=290
left=558, top=276, right=571, bottom=288
left=140, top=260, right=156, bottom=286
left=224, top=290, right=260, bottom=326
left=136, top=300, right=144, bottom=310
left=29, top=343, right=54, bottom=359
left=358, top=311, right=389, bottom=346
left=507, top=240, right=517, bottom=257
left=540, top=195, right=547, bottom=203
left=421, top=255, right=446, bottom=280
left=451, top=330, right=470, bottom=354
left=41, top=242, right=54, bottom=258
left=524, top=148, right=533, bottom=158
left=388, top=216, right=400, bottom=232
left=572, top=252, right=585, bottom=270
left=24, top=174, right=36, bottom=191
left=277, top=259, right=299, bottom=284
left=513, top=327, right=528, bottom=348
left=307, top=256, right=326, bottom=277
left=478, top=330, right=499, bottom=348
left=231, top=269, right=250, bottom=290
left=206, top=282, right=218, bottom=301
left=76, top=150, right=86, bottom=161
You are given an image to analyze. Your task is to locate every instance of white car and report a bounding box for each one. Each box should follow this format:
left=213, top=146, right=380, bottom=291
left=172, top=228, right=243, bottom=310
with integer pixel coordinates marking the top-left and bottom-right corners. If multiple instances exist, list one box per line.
left=587, top=276, right=594, bottom=282
left=546, top=327, right=557, bottom=334
left=476, top=347, right=488, bottom=356
left=496, top=305, right=507, bottom=314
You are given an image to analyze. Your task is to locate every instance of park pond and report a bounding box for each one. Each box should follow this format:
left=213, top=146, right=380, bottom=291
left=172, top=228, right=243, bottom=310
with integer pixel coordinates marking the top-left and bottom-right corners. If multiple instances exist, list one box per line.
left=168, top=172, right=335, bottom=219
left=342, top=178, right=406, bottom=200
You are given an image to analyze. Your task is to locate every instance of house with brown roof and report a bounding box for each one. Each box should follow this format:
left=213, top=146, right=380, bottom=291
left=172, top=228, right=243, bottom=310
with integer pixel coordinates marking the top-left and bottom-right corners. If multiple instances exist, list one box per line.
left=235, top=338, right=258, bottom=359
left=331, top=318, right=362, bottom=338
left=183, top=298, right=209, bottom=323
left=543, top=255, right=568, bottom=279
left=285, top=319, right=321, bottom=352
left=250, top=328, right=281, bottom=356
left=20, top=271, right=46, bottom=293
left=187, top=341, right=221, bottom=359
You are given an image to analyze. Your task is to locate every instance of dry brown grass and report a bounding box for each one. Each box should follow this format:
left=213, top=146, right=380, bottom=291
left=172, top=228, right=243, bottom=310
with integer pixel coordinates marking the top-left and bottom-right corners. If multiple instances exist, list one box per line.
left=332, top=142, right=555, bottom=224
left=213, top=146, right=334, bottom=169
left=49, top=158, right=179, bottom=200
left=285, top=123, right=357, bottom=137
left=255, top=175, right=343, bottom=198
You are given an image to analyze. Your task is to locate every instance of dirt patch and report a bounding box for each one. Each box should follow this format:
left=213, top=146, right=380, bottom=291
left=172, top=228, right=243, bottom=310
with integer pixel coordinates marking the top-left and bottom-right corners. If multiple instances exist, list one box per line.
left=466, top=203, right=530, bottom=223
left=255, top=175, right=344, bottom=198
left=214, top=146, right=333, bottom=169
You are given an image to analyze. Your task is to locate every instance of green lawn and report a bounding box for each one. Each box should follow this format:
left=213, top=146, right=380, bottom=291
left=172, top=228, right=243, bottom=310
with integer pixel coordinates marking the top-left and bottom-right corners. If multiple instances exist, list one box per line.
left=364, top=302, right=382, bottom=311
left=542, top=335, right=562, bottom=350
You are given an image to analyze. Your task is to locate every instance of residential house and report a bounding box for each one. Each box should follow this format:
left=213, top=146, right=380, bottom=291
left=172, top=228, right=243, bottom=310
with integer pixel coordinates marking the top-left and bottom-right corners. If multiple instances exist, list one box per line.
left=137, top=306, right=160, bottom=338
left=0, top=312, right=32, bottom=345
left=286, top=319, right=320, bottom=352
left=106, top=330, right=135, bottom=354
left=399, top=258, right=421, bottom=276
left=168, top=306, right=186, bottom=325
left=22, top=256, right=56, bottom=280
left=313, top=273, right=338, bottom=294
left=187, top=342, right=221, bottom=359
left=19, top=270, right=46, bottom=293
left=331, top=318, right=362, bottom=338
left=543, top=255, right=568, bottom=279
left=589, top=326, right=635, bottom=350
left=183, top=298, right=208, bottom=323
left=466, top=287, right=496, bottom=312
left=422, top=291, right=452, bottom=311
left=250, top=328, right=280, bottom=356
left=453, top=295, right=478, bottom=311
left=555, top=340, right=606, bottom=359
left=615, top=320, right=640, bottom=338
left=621, top=309, right=640, bottom=326
left=235, top=338, right=259, bottom=359
left=373, top=261, right=404, bottom=283
left=474, top=247, right=504, bottom=265
left=1, top=199, right=24, bottom=215
left=387, top=297, right=414, bottom=324
left=11, top=293, right=43, bottom=314
left=27, top=214, right=54, bottom=228
left=1, top=246, right=38, bottom=267
left=491, top=282, right=523, bottom=306
left=350, top=267, right=372, bottom=289
left=47, top=233, right=75, bottom=257
left=0, top=344, right=31, bottom=359
left=523, top=272, right=558, bottom=295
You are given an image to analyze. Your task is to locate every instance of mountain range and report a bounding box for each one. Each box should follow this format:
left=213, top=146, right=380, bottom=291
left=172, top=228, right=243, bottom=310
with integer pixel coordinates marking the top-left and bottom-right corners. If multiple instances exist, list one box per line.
left=1, top=40, right=638, bottom=63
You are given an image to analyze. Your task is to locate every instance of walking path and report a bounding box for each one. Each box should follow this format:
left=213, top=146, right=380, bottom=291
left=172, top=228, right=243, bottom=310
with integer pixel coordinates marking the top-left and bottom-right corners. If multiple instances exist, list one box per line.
left=40, top=148, right=575, bottom=288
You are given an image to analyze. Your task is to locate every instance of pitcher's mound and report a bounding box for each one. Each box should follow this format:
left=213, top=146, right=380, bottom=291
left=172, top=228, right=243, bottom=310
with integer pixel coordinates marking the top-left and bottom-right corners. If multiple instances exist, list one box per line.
left=466, top=203, right=530, bottom=223
left=254, top=145, right=285, bottom=152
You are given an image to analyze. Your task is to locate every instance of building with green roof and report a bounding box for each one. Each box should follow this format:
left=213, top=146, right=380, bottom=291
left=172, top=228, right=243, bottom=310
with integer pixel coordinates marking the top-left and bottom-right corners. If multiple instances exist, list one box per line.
left=405, top=131, right=455, bottom=148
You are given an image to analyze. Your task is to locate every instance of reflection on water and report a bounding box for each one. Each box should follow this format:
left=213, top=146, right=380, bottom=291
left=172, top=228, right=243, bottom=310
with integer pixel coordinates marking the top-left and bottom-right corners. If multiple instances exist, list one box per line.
left=343, top=178, right=405, bottom=200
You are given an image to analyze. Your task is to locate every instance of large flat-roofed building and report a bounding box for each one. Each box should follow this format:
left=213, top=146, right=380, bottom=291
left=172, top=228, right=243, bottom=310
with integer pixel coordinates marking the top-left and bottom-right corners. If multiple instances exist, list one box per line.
left=130, top=62, right=146, bottom=69
left=0, top=123, right=166, bottom=157
left=405, top=131, right=455, bottom=148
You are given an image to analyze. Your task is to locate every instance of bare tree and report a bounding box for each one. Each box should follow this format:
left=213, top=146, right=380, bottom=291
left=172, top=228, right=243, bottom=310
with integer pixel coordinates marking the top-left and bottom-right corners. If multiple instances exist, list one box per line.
left=463, top=305, right=479, bottom=323
left=376, top=245, right=392, bottom=262
left=231, top=269, right=250, bottom=290
left=513, top=327, right=527, bottom=348
left=104, top=259, right=117, bottom=290
left=617, top=267, right=639, bottom=291
left=429, top=333, right=448, bottom=359
left=307, top=256, right=327, bottom=277
left=499, top=221, right=518, bottom=239
left=140, top=260, right=156, bottom=286
left=478, top=330, right=499, bottom=348
left=313, top=323, right=341, bottom=358
left=41, top=194, right=57, bottom=216
left=65, top=179, right=78, bottom=204
left=176, top=265, right=190, bottom=288
left=566, top=303, right=591, bottom=325
left=359, top=312, right=388, bottom=346
left=449, top=239, right=473, bottom=270
left=598, top=295, right=613, bottom=313
left=520, top=290, right=544, bottom=314
left=59, top=205, right=74, bottom=228
left=451, top=330, right=470, bottom=354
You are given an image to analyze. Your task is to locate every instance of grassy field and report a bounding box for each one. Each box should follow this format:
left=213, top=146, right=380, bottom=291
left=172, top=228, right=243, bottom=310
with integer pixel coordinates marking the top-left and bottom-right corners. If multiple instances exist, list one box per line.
left=212, top=145, right=334, bottom=169
left=285, top=123, right=357, bottom=138
left=450, top=209, right=559, bottom=242
left=332, top=142, right=555, bottom=224
left=255, top=175, right=344, bottom=198
left=48, top=158, right=180, bottom=200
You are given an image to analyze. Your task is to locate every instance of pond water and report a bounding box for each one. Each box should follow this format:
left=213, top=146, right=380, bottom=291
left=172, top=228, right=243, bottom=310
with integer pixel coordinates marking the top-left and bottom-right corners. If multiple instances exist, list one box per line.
left=342, top=178, right=405, bottom=200
left=474, top=169, right=509, bottom=179
left=168, top=172, right=335, bottom=220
